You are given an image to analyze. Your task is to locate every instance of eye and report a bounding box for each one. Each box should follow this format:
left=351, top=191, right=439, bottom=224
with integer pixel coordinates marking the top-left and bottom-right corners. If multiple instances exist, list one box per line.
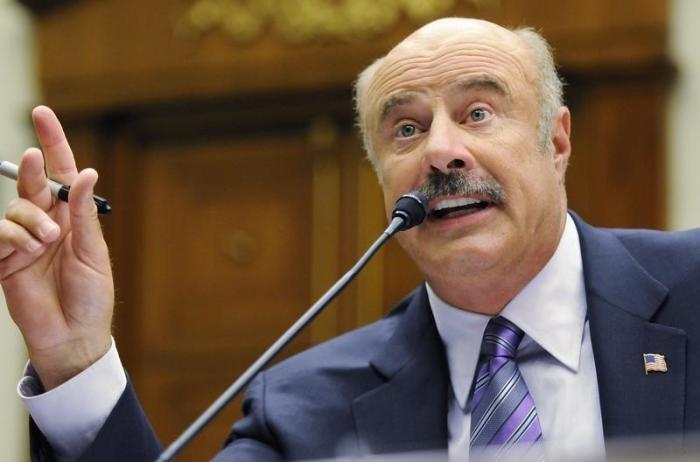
left=469, top=108, right=490, bottom=123
left=396, top=123, right=418, bottom=138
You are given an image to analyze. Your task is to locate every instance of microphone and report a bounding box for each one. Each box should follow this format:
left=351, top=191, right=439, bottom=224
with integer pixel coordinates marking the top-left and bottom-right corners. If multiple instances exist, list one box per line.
left=155, top=191, right=428, bottom=462
left=389, top=191, right=429, bottom=234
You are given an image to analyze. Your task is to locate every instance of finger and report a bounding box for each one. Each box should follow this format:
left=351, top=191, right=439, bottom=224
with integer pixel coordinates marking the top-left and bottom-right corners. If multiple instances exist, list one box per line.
left=17, top=148, right=53, bottom=212
left=0, top=218, right=45, bottom=260
left=4, top=198, right=61, bottom=244
left=0, top=246, right=48, bottom=281
left=31, top=106, right=78, bottom=185
left=68, top=168, right=109, bottom=268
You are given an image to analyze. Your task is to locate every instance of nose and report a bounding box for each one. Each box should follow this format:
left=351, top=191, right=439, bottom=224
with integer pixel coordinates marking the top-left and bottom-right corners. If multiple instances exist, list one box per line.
left=422, top=115, right=475, bottom=174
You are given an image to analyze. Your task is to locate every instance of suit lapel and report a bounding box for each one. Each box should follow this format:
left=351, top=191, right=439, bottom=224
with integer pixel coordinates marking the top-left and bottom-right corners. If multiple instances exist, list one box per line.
left=574, top=215, right=687, bottom=438
left=352, top=286, right=449, bottom=454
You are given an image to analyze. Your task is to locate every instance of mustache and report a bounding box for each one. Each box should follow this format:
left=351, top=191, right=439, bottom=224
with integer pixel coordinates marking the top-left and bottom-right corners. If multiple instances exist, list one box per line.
left=417, top=170, right=506, bottom=206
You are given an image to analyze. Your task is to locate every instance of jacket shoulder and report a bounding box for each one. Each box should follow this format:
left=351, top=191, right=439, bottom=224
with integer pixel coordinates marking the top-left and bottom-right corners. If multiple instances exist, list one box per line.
left=227, top=288, right=423, bottom=460
left=608, top=226, right=700, bottom=288
left=265, top=288, right=417, bottom=380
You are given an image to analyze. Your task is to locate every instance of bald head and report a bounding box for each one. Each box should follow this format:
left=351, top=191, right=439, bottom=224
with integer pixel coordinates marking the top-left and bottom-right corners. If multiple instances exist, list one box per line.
left=391, top=18, right=524, bottom=56
left=355, top=18, right=563, bottom=171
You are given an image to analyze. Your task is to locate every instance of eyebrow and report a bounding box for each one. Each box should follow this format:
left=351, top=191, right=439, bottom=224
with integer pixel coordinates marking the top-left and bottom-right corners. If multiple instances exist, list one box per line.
left=379, top=92, right=420, bottom=123
left=377, top=75, right=510, bottom=124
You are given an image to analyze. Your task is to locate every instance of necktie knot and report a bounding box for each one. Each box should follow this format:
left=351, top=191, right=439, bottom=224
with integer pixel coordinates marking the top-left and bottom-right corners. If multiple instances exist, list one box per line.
left=480, top=316, right=524, bottom=359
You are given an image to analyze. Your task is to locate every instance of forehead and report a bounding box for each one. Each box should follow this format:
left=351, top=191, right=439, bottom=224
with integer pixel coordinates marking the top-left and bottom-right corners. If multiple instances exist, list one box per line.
left=364, top=26, right=536, bottom=119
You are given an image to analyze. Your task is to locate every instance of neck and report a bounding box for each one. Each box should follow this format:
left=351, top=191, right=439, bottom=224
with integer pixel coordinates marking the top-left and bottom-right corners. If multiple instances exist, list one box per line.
left=426, top=262, right=546, bottom=315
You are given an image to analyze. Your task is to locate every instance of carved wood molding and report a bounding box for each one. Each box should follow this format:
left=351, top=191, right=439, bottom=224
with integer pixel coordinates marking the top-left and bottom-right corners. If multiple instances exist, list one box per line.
left=177, top=0, right=498, bottom=44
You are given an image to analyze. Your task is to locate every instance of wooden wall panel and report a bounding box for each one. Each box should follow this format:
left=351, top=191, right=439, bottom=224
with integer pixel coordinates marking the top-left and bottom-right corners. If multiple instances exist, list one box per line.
left=137, top=137, right=314, bottom=459
left=105, top=114, right=325, bottom=460
left=565, top=73, right=671, bottom=228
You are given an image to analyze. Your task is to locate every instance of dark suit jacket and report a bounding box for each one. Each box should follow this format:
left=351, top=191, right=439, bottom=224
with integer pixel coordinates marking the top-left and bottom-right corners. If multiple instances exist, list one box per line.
left=32, top=214, right=700, bottom=461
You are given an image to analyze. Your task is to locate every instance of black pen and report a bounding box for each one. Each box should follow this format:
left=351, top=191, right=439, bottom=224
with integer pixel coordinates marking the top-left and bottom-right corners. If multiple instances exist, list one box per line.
left=0, top=160, right=112, bottom=215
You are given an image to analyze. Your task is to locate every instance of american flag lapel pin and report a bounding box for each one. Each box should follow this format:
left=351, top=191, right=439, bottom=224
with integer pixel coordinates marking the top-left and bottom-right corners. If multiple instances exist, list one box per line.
left=643, top=353, right=668, bottom=375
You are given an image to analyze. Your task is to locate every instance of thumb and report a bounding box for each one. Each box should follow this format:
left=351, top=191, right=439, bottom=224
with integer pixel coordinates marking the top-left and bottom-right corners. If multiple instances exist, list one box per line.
left=68, top=168, right=109, bottom=268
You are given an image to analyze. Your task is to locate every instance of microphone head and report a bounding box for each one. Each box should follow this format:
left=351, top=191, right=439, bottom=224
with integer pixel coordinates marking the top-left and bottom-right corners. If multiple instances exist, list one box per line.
left=391, top=191, right=429, bottom=232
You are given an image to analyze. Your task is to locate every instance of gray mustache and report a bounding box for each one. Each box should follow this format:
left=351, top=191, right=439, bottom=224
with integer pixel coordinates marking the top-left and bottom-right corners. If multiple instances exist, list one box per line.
left=418, top=171, right=506, bottom=206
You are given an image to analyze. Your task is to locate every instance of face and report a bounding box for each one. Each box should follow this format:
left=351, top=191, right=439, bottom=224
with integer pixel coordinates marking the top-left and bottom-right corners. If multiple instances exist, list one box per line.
left=363, top=19, right=571, bottom=287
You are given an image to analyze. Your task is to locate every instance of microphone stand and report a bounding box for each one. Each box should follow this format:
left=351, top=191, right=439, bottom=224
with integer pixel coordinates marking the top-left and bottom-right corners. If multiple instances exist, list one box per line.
left=156, top=192, right=428, bottom=462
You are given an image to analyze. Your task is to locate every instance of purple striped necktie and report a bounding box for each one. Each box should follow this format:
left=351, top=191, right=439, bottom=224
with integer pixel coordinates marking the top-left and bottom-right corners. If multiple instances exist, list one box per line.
left=469, top=316, right=544, bottom=460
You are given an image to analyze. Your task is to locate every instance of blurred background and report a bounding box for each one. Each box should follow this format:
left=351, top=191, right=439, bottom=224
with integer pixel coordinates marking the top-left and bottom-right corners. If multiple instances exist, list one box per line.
left=0, top=0, right=698, bottom=460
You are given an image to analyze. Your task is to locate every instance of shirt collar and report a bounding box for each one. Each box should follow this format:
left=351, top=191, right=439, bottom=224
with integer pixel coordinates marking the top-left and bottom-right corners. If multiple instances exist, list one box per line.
left=428, top=214, right=587, bottom=409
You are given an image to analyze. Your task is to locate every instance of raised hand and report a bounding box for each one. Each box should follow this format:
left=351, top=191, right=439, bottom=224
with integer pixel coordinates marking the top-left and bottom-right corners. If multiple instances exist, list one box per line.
left=0, top=106, right=114, bottom=390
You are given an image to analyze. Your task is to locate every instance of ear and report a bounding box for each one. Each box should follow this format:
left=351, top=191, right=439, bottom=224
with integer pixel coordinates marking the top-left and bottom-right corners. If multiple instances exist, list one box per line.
left=551, top=106, right=571, bottom=181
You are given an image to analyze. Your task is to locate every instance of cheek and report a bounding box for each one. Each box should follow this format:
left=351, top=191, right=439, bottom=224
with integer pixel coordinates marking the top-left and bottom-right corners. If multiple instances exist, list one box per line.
left=481, top=150, right=555, bottom=214
left=496, top=131, right=546, bottom=176
left=515, top=160, right=563, bottom=218
left=378, top=153, right=421, bottom=190
left=377, top=158, right=409, bottom=213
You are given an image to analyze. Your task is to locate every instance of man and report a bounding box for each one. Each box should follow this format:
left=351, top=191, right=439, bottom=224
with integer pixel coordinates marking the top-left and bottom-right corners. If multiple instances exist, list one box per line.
left=2, top=17, right=699, bottom=462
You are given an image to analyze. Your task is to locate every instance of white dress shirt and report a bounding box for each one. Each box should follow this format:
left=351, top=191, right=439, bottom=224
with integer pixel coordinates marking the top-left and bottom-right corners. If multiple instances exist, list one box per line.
left=427, top=214, right=606, bottom=461
left=18, top=339, right=126, bottom=461
left=19, top=215, right=605, bottom=461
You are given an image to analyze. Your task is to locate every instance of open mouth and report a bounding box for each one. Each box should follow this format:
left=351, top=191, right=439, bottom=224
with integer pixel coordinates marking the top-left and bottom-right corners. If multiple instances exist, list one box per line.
left=430, top=197, right=492, bottom=219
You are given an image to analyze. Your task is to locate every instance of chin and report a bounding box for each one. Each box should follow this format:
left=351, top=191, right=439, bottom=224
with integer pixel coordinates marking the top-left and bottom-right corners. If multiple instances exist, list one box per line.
left=408, top=235, right=509, bottom=278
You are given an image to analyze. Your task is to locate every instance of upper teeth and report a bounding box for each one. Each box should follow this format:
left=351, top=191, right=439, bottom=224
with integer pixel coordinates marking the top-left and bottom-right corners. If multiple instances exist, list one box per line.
left=434, top=197, right=480, bottom=211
